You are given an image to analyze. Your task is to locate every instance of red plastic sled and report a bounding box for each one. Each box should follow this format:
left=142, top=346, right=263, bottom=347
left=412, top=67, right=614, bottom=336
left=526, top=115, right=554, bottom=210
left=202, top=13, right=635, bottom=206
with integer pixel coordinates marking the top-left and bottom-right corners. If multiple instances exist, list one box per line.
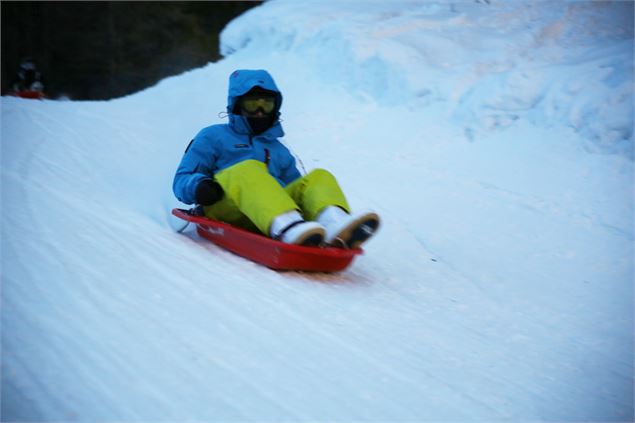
left=172, top=208, right=362, bottom=272
left=10, top=90, right=45, bottom=99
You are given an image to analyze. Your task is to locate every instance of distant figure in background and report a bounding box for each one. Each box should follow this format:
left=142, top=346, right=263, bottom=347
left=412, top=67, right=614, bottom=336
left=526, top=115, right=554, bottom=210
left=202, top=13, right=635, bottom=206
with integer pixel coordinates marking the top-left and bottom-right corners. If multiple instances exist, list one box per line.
left=173, top=69, right=380, bottom=247
left=9, top=57, right=45, bottom=99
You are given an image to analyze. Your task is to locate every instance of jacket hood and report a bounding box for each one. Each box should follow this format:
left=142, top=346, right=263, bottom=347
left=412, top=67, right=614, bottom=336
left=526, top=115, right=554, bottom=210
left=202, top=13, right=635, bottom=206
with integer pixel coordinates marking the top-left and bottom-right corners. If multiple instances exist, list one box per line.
left=226, top=70, right=284, bottom=137
left=227, top=69, right=282, bottom=110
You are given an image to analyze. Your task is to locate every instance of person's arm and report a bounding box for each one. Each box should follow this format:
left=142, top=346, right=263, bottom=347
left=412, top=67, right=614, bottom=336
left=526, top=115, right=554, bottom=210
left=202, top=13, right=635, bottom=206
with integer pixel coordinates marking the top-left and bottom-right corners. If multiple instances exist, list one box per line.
left=172, top=133, right=221, bottom=205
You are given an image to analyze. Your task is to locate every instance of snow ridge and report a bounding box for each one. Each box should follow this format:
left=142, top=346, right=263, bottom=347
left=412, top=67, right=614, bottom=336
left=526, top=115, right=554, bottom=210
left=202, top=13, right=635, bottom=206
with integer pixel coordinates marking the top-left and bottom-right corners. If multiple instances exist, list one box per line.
left=222, top=0, right=634, bottom=157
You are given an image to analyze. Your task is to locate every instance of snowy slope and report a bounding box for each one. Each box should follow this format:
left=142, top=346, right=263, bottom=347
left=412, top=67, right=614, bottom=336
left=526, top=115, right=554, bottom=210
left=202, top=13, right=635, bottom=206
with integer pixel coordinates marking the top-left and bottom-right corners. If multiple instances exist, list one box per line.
left=2, top=0, right=633, bottom=421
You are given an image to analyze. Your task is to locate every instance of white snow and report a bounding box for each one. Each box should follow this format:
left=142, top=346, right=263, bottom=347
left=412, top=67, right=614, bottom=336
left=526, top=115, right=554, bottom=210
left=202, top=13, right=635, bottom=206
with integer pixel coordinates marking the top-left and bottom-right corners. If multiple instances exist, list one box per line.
left=2, top=0, right=633, bottom=421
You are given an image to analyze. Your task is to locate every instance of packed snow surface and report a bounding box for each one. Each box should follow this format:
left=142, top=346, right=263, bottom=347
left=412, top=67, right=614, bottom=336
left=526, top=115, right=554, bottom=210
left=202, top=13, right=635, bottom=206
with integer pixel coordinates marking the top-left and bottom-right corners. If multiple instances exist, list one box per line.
left=2, top=0, right=633, bottom=420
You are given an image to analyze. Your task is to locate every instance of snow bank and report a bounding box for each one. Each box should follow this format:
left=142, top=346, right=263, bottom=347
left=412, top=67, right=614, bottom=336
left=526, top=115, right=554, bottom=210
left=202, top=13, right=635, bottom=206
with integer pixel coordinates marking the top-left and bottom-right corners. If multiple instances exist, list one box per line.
left=222, top=0, right=634, bottom=157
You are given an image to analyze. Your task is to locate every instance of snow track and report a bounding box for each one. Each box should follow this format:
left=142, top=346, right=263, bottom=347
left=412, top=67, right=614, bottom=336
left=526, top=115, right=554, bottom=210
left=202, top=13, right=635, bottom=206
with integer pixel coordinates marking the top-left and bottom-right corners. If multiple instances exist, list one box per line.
left=2, top=1, right=633, bottom=420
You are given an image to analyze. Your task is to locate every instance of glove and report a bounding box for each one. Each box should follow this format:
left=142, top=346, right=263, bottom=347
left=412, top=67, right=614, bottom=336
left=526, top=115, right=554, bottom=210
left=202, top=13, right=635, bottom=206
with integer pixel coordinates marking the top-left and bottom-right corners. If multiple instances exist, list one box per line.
left=195, top=179, right=224, bottom=206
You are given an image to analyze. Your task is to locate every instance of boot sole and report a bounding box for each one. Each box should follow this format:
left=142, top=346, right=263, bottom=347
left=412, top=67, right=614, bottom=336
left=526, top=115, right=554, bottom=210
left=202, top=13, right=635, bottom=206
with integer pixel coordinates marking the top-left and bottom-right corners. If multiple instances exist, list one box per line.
left=294, top=227, right=326, bottom=246
left=332, top=212, right=380, bottom=249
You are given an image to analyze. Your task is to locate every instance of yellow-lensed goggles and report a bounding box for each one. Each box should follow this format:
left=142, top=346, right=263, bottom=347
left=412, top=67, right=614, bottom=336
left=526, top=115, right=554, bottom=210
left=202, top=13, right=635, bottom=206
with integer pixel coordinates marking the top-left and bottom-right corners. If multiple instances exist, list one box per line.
left=241, top=96, right=276, bottom=113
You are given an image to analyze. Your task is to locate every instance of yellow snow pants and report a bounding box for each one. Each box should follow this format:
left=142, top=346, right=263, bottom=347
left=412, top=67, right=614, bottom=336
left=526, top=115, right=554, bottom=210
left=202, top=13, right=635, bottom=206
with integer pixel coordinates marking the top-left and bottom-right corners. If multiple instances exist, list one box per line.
left=203, top=160, right=350, bottom=235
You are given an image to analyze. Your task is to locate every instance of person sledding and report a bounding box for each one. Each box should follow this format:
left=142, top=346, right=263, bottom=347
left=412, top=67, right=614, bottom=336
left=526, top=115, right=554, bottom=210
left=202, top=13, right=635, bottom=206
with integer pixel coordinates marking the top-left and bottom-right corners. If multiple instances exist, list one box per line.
left=9, top=57, right=45, bottom=99
left=173, top=69, right=379, bottom=248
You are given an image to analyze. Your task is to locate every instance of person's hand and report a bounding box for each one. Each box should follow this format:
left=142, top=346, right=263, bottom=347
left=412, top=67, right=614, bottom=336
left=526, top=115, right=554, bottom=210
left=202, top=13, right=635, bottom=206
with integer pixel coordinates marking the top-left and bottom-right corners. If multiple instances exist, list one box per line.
left=195, top=179, right=224, bottom=206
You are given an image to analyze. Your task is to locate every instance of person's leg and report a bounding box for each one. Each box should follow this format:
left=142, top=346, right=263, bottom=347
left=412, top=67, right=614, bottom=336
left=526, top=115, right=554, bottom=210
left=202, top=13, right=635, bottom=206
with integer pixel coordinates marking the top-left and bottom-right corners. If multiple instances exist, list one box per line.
left=286, top=168, right=380, bottom=248
left=284, top=168, right=350, bottom=221
left=204, top=162, right=377, bottom=247
left=204, top=160, right=299, bottom=235
left=202, top=197, right=260, bottom=233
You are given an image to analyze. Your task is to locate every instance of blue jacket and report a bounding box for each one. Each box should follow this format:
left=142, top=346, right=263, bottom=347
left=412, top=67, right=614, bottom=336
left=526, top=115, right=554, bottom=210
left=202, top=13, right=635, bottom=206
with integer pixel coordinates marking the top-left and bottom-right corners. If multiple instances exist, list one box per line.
left=173, top=69, right=302, bottom=205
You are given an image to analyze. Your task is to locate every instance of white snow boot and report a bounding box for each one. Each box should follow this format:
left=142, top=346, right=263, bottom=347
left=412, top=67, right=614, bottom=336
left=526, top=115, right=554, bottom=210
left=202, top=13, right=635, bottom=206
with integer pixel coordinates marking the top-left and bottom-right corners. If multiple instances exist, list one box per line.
left=270, top=210, right=325, bottom=246
left=317, top=206, right=380, bottom=249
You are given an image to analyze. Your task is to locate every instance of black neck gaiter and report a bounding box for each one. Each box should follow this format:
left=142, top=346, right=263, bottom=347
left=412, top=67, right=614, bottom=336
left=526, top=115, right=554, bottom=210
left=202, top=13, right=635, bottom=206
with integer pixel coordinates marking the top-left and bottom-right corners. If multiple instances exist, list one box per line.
left=247, top=115, right=275, bottom=135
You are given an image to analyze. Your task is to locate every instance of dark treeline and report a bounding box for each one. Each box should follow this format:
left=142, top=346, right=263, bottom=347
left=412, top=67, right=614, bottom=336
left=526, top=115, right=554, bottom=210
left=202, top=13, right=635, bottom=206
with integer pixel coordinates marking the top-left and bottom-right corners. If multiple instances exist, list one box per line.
left=1, top=1, right=261, bottom=100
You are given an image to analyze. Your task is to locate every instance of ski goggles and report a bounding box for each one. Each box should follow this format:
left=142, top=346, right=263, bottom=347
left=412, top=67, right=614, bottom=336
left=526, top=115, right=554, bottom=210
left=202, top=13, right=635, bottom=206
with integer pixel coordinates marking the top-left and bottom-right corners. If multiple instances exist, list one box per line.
left=240, top=96, right=276, bottom=113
